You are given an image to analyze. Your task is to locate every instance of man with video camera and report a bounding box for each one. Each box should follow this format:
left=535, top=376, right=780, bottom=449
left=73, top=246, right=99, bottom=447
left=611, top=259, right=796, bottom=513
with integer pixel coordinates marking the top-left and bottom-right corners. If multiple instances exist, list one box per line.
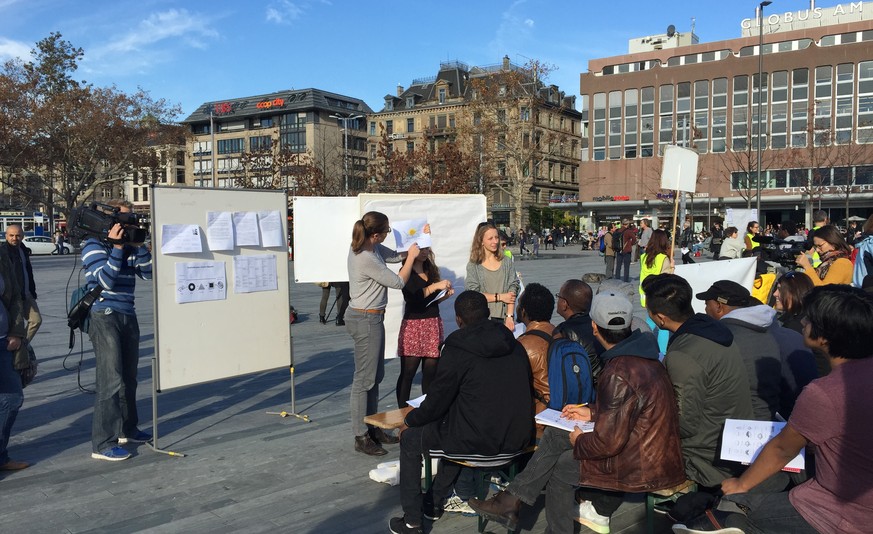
left=80, top=199, right=152, bottom=461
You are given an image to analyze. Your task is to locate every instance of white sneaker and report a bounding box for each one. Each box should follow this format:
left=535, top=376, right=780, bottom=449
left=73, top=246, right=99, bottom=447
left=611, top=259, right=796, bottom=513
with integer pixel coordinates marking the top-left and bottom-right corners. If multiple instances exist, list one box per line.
left=575, top=500, right=610, bottom=533
left=443, top=493, right=477, bottom=516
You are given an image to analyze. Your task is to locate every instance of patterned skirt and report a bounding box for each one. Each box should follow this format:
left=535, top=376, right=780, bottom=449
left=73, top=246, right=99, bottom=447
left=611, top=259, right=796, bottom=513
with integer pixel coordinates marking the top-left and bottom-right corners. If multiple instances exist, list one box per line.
left=398, top=317, right=444, bottom=358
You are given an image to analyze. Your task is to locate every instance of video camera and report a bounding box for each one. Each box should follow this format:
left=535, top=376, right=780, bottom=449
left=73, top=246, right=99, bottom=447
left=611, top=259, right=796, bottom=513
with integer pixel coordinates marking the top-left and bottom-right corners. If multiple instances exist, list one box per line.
left=752, top=234, right=805, bottom=268
left=67, top=203, right=148, bottom=245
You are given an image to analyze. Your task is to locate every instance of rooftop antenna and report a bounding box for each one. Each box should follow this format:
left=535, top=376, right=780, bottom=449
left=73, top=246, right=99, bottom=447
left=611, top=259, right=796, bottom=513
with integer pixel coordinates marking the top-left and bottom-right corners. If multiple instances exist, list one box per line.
left=691, top=17, right=696, bottom=36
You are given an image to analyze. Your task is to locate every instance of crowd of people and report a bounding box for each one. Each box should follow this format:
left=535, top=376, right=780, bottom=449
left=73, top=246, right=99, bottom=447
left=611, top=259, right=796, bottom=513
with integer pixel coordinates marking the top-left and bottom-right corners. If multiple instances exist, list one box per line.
left=342, top=210, right=873, bottom=534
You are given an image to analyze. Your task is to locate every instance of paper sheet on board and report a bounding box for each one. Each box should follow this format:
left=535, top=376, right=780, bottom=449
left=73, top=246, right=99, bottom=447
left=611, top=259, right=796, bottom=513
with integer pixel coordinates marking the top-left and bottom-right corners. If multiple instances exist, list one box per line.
left=161, top=224, right=203, bottom=254
left=233, top=211, right=260, bottom=246
left=233, top=254, right=278, bottom=293
left=175, top=261, right=227, bottom=303
left=258, top=210, right=285, bottom=247
left=535, top=408, right=594, bottom=433
left=391, top=218, right=428, bottom=252
left=721, top=419, right=805, bottom=472
left=206, top=211, right=234, bottom=250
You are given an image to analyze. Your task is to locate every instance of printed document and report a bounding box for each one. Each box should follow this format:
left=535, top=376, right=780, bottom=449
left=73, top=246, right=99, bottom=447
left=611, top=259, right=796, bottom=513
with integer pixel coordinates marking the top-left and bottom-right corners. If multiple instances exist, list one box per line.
left=535, top=408, right=594, bottom=433
left=390, top=218, right=428, bottom=252
left=161, top=224, right=203, bottom=254
left=175, top=261, right=226, bottom=303
left=233, top=211, right=260, bottom=246
left=721, top=419, right=805, bottom=472
left=206, top=211, right=234, bottom=250
left=258, top=210, right=285, bottom=248
left=233, top=254, right=278, bottom=293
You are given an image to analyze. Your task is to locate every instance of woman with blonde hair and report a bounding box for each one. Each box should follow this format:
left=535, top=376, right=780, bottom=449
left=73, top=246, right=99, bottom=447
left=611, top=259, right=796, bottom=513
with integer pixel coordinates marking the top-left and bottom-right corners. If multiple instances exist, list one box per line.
left=465, top=222, right=519, bottom=330
left=796, top=225, right=853, bottom=286
left=347, top=211, right=419, bottom=456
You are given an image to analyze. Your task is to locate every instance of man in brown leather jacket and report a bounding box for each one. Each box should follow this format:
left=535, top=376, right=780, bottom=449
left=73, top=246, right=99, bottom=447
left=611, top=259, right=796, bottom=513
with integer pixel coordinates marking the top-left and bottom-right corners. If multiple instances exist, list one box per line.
left=516, top=283, right=555, bottom=414
left=469, top=292, right=685, bottom=534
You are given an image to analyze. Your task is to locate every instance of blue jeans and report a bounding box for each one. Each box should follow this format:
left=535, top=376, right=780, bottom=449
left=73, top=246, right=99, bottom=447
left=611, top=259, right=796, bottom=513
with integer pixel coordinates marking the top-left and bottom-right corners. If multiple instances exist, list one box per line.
left=89, top=310, right=141, bottom=453
left=614, top=252, right=631, bottom=282
left=346, top=309, right=386, bottom=437
left=0, top=339, right=22, bottom=465
left=723, top=491, right=818, bottom=534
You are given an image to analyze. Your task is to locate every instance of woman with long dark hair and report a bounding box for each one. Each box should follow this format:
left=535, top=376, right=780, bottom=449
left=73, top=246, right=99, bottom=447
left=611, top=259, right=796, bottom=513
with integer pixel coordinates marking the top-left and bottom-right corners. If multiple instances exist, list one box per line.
left=639, top=229, right=673, bottom=352
left=465, top=223, right=519, bottom=330
left=347, top=211, right=419, bottom=456
left=796, top=225, right=853, bottom=286
left=395, top=246, right=453, bottom=405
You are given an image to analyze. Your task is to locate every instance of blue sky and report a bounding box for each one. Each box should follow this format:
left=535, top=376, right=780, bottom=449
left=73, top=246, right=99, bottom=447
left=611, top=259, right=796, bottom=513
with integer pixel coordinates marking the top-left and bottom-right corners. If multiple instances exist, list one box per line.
left=1, top=0, right=793, bottom=118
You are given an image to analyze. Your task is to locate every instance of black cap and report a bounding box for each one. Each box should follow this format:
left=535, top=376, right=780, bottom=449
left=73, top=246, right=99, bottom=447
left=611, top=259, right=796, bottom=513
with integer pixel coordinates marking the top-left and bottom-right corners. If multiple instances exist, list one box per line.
left=695, top=280, right=751, bottom=307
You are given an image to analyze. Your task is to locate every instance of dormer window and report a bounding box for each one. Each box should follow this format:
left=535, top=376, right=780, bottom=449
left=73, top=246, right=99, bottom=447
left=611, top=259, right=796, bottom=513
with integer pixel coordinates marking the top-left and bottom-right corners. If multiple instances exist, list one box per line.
left=385, top=99, right=394, bottom=111
left=406, top=96, right=415, bottom=109
left=438, top=88, right=446, bottom=104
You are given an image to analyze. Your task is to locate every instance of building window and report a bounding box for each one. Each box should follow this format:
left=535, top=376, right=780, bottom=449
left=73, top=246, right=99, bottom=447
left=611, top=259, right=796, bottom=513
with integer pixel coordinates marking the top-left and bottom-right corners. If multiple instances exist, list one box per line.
left=815, top=66, right=833, bottom=146
left=193, top=141, right=212, bottom=155
left=385, top=120, right=393, bottom=135
left=280, top=131, right=306, bottom=153
left=175, top=169, right=185, bottom=183
left=593, top=92, right=606, bottom=160
left=143, top=187, right=148, bottom=201
left=369, top=121, right=376, bottom=136
left=712, top=78, right=727, bottom=153
left=770, top=71, right=789, bottom=149
left=859, top=61, right=873, bottom=143
left=520, top=106, right=530, bottom=121
left=385, top=99, right=394, bottom=111
left=693, top=80, right=709, bottom=153
left=192, top=123, right=210, bottom=135
left=217, top=138, right=244, bottom=155
left=497, top=109, right=506, bottom=124
left=193, top=160, right=213, bottom=175
left=407, top=141, right=414, bottom=153
left=437, top=115, right=447, bottom=129
left=473, top=113, right=482, bottom=126
left=835, top=63, right=854, bottom=144
left=250, top=135, right=272, bottom=152
left=608, top=91, right=622, bottom=159
left=732, top=75, right=749, bottom=151
left=640, top=87, right=654, bottom=157
left=133, top=188, right=139, bottom=202
left=751, top=72, right=769, bottom=151
left=449, top=114, right=455, bottom=128
left=406, top=96, right=415, bottom=109
left=407, top=118, right=414, bottom=133
left=659, top=84, right=674, bottom=153
left=438, top=87, right=446, bottom=104
left=791, top=68, right=809, bottom=147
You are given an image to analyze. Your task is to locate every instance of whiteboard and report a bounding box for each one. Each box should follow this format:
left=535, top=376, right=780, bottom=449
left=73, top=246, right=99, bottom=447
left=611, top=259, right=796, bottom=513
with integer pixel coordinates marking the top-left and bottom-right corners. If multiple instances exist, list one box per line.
left=151, top=186, right=292, bottom=391
left=292, top=194, right=486, bottom=358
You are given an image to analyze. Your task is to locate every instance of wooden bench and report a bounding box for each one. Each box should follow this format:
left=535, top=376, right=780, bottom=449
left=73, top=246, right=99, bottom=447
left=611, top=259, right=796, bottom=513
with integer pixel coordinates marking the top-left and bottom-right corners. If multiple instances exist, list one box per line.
left=645, top=479, right=697, bottom=534
left=362, top=406, right=411, bottom=430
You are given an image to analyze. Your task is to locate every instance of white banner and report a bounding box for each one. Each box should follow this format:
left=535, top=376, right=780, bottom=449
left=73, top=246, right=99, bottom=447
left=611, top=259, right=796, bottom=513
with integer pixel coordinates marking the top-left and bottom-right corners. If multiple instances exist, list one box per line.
left=674, top=257, right=758, bottom=314
left=661, top=145, right=699, bottom=193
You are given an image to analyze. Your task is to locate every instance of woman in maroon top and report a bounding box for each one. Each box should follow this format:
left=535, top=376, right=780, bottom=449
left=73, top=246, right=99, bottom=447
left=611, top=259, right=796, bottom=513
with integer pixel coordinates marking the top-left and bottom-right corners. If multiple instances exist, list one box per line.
left=395, top=246, right=453, bottom=405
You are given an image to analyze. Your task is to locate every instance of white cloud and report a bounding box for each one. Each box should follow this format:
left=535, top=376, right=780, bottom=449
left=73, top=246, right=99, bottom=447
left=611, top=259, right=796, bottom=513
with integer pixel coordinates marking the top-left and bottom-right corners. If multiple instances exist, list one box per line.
left=0, top=37, right=31, bottom=62
left=265, top=0, right=304, bottom=25
left=490, top=0, right=534, bottom=54
left=524, top=19, right=534, bottom=28
left=101, top=9, right=219, bottom=54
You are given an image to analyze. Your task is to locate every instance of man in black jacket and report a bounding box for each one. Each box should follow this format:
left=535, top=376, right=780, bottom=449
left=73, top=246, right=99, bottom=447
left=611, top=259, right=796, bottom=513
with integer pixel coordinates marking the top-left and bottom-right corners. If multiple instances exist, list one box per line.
left=389, top=291, right=534, bottom=534
left=0, top=225, right=40, bottom=373
left=552, top=279, right=604, bottom=385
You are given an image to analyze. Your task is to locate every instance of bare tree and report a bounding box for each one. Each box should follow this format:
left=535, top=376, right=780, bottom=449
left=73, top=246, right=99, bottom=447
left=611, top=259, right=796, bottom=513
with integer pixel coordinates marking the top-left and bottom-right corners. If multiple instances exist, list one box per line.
left=830, top=131, right=873, bottom=224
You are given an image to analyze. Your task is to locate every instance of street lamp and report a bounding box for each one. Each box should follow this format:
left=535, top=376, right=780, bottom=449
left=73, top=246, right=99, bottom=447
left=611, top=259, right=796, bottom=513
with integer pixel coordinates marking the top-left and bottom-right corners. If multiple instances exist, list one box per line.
left=755, top=0, right=772, bottom=218
left=329, top=113, right=364, bottom=195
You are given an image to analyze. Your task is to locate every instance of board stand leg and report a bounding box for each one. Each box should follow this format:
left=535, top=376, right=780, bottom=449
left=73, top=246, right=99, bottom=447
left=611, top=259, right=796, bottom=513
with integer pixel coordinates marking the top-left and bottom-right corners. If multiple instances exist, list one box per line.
left=148, top=357, right=186, bottom=457
left=266, top=366, right=311, bottom=422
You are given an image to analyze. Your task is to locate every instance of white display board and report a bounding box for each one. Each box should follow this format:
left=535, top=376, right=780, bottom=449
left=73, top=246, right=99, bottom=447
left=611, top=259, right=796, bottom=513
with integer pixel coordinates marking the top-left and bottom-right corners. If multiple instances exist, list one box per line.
left=151, top=186, right=292, bottom=391
left=674, top=257, right=758, bottom=314
left=292, top=194, right=487, bottom=358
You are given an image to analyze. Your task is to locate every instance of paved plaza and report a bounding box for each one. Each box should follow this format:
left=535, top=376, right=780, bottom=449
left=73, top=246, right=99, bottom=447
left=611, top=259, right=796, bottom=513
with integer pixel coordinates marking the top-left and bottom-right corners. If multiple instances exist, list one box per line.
left=0, top=246, right=694, bottom=533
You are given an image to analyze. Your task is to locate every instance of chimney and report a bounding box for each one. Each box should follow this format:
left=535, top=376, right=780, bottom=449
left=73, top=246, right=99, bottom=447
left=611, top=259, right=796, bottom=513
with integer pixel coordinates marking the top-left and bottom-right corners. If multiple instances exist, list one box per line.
left=502, top=55, right=510, bottom=70
left=397, top=84, right=404, bottom=96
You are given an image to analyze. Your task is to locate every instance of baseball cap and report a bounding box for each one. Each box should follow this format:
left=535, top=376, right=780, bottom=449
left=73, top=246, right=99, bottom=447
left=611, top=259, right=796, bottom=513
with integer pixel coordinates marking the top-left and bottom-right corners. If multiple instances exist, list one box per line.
left=695, top=280, right=751, bottom=307
left=590, top=292, right=633, bottom=331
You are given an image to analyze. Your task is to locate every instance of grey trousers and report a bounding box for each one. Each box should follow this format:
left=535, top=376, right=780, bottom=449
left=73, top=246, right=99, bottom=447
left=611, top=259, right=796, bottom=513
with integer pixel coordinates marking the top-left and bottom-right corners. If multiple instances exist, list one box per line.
left=346, top=309, right=386, bottom=436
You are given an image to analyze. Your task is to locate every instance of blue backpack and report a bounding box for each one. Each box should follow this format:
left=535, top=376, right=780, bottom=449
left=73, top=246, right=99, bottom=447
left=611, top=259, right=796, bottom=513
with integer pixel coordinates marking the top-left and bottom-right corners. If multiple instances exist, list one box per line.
left=523, top=330, right=595, bottom=409
left=598, top=235, right=606, bottom=253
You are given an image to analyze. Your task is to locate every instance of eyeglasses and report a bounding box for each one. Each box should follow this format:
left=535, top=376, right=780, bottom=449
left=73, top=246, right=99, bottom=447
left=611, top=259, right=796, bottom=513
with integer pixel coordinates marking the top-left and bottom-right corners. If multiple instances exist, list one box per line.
left=554, top=293, right=567, bottom=301
left=813, top=242, right=827, bottom=250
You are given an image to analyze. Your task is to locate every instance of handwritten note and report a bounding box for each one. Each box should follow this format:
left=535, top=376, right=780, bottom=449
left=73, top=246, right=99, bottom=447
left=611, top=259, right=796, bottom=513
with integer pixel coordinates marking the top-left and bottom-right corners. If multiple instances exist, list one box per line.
left=535, top=408, right=594, bottom=433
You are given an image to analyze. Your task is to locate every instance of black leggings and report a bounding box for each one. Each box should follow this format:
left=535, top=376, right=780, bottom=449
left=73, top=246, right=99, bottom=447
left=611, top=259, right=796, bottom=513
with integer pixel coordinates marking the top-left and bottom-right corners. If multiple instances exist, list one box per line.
left=396, top=356, right=438, bottom=406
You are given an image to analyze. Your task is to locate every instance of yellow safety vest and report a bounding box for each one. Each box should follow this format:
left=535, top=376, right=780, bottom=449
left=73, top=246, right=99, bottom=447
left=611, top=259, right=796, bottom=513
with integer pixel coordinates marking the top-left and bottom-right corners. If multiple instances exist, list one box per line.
left=746, top=233, right=760, bottom=250
left=752, top=273, right=776, bottom=306
left=811, top=226, right=821, bottom=268
left=639, top=252, right=667, bottom=306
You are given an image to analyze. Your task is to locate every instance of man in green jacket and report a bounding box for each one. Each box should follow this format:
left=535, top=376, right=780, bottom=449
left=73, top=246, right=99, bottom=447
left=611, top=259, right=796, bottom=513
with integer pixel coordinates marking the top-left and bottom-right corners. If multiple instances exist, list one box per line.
left=642, top=274, right=754, bottom=489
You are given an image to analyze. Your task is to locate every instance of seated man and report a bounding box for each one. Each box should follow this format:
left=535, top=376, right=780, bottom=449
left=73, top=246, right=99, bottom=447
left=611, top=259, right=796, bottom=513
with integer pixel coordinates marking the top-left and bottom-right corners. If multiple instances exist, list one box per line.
left=552, top=279, right=604, bottom=384
left=516, top=282, right=556, bottom=414
left=697, top=280, right=784, bottom=421
left=389, top=290, right=534, bottom=534
left=642, top=274, right=754, bottom=489
left=689, top=286, right=873, bottom=534
left=469, top=292, right=685, bottom=534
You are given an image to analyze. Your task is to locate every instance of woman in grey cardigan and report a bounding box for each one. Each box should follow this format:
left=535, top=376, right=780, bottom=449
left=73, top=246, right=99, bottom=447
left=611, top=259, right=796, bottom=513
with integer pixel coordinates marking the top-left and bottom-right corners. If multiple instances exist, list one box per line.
left=347, top=211, right=420, bottom=456
left=465, top=223, right=520, bottom=331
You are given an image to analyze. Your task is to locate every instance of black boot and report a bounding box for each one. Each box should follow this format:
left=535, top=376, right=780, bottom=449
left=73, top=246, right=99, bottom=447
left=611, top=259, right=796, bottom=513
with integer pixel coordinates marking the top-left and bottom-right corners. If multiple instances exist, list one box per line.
left=319, top=315, right=327, bottom=324
left=468, top=491, right=522, bottom=530
left=354, top=434, right=387, bottom=456
left=336, top=317, right=345, bottom=326
left=370, top=426, right=399, bottom=444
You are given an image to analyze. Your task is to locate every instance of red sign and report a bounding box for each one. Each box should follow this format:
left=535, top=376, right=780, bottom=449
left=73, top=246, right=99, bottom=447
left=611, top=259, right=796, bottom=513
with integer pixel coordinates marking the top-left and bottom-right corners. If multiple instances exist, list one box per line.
left=213, top=102, right=233, bottom=115
left=613, top=195, right=630, bottom=201
left=256, top=98, right=285, bottom=109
